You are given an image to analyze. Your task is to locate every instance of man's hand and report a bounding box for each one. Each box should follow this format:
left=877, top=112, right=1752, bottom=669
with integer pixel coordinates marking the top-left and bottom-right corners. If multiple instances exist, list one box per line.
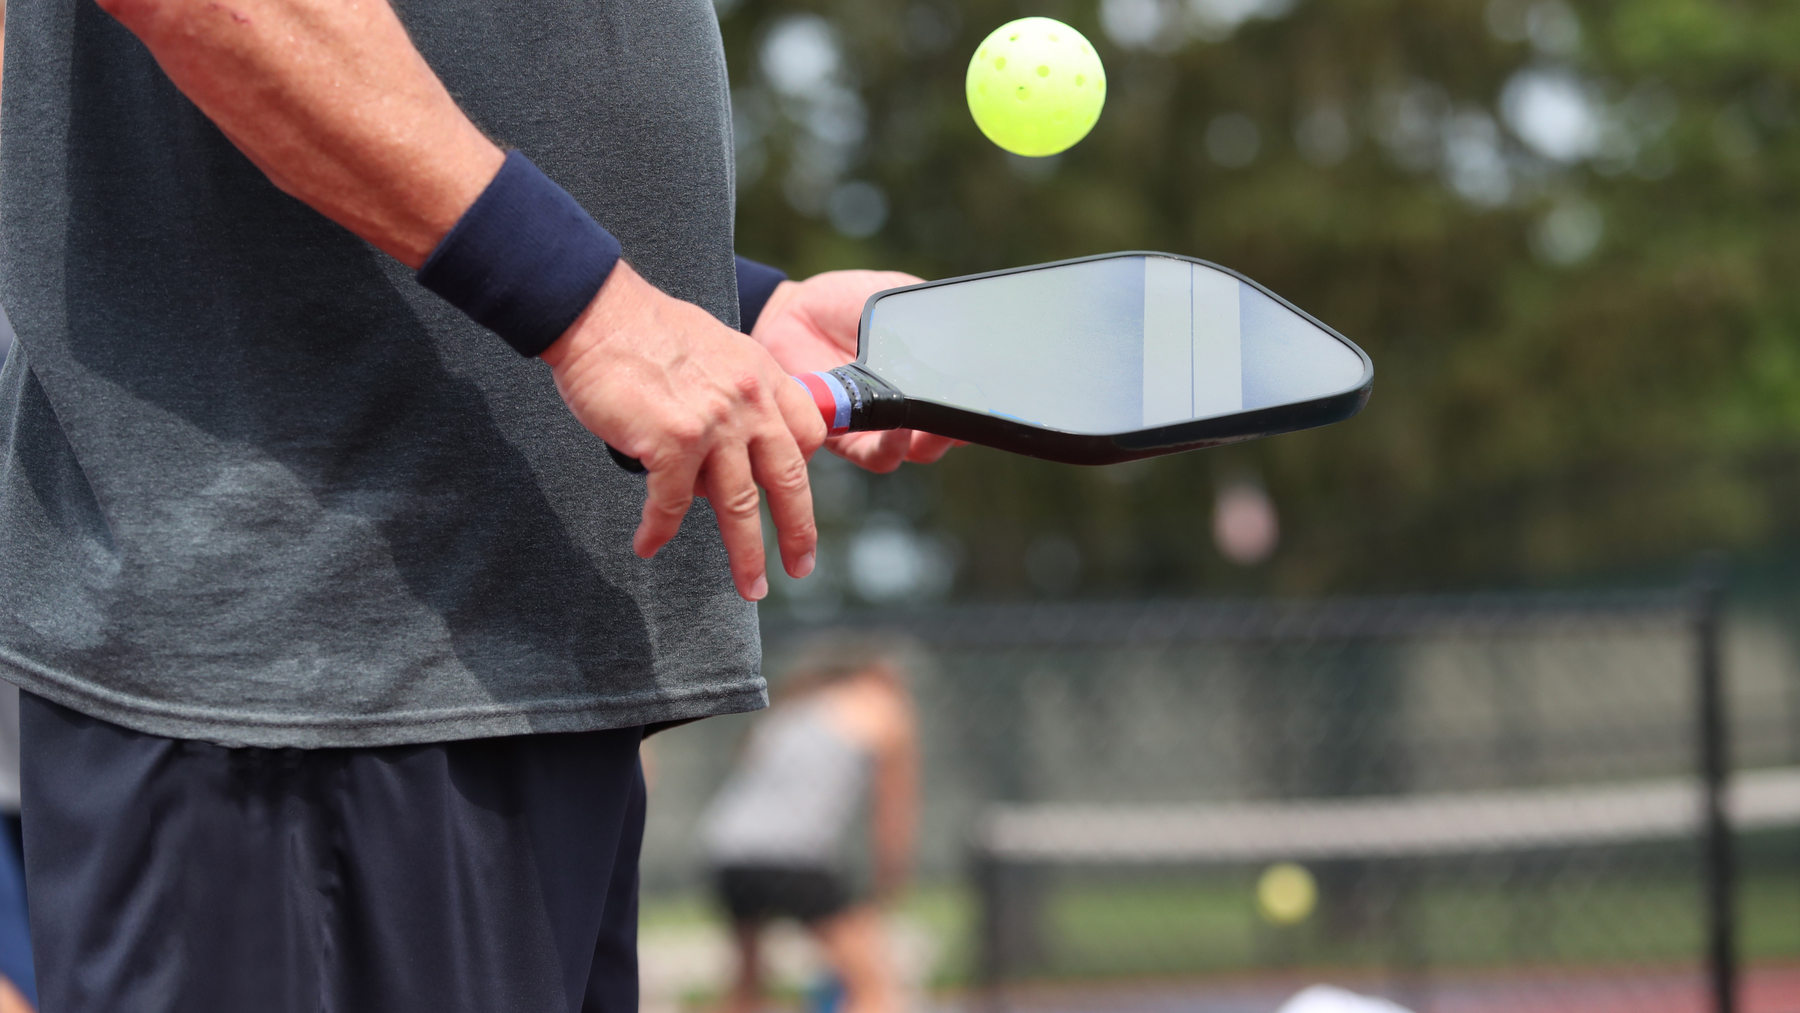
left=542, top=263, right=826, bottom=601
left=750, top=270, right=961, bottom=474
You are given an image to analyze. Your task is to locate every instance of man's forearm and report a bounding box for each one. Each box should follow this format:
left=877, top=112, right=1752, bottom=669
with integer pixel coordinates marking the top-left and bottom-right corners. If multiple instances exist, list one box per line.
left=99, top=0, right=501, bottom=267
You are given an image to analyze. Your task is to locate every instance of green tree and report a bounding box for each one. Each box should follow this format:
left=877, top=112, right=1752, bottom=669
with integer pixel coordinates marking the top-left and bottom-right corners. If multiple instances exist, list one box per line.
left=726, top=0, right=1800, bottom=602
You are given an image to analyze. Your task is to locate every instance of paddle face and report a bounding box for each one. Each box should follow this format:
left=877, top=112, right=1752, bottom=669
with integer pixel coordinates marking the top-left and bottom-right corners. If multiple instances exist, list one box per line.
left=839, top=252, right=1372, bottom=465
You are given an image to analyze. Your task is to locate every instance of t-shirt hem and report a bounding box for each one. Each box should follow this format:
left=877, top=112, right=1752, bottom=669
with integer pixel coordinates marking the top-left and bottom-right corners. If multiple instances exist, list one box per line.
left=0, top=648, right=769, bottom=749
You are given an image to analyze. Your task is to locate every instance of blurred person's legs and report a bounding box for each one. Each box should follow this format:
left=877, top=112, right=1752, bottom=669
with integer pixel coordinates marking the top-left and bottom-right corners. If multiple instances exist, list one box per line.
left=718, top=865, right=836, bottom=1013
left=20, top=693, right=646, bottom=1013
left=722, top=920, right=766, bottom=1013
left=715, top=865, right=896, bottom=1013
left=808, top=905, right=896, bottom=1013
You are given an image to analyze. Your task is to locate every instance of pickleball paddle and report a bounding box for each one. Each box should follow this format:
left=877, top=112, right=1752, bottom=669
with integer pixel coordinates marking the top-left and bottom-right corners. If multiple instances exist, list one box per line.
left=608, top=251, right=1372, bottom=471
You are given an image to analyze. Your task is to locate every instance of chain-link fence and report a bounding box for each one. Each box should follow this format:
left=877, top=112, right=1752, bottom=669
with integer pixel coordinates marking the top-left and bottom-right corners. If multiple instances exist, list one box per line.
left=640, top=583, right=1800, bottom=1012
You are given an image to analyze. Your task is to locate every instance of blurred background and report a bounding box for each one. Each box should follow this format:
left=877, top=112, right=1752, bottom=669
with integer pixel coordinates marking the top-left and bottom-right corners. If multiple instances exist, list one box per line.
left=643, top=0, right=1800, bottom=1010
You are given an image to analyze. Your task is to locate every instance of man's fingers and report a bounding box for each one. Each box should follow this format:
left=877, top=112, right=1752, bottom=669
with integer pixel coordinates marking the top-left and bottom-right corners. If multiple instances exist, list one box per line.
left=904, top=432, right=958, bottom=464
left=869, top=431, right=912, bottom=471
left=751, top=432, right=818, bottom=580
left=545, top=269, right=836, bottom=588
left=699, top=443, right=771, bottom=601
left=825, top=431, right=898, bottom=473
left=823, top=427, right=963, bottom=473
left=633, top=453, right=703, bottom=559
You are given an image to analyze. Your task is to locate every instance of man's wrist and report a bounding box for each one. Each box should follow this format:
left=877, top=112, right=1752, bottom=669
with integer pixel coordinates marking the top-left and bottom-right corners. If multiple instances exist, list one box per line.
left=417, top=150, right=622, bottom=357
left=539, top=260, right=643, bottom=372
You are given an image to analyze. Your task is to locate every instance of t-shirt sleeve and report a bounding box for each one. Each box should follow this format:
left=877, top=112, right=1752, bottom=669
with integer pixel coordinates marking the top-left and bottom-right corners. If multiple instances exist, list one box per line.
left=734, top=256, right=787, bottom=334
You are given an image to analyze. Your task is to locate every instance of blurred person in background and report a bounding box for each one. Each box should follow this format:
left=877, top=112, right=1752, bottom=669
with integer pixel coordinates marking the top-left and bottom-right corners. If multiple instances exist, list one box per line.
left=702, top=636, right=920, bottom=1013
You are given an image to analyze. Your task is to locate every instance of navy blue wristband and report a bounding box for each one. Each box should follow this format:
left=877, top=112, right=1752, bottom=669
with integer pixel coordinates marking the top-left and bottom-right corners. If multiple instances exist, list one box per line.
left=734, top=255, right=788, bottom=334
left=417, top=150, right=622, bottom=358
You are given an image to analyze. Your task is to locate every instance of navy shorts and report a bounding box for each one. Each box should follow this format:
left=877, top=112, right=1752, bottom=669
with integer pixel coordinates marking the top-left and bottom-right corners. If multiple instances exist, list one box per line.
left=20, top=693, right=646, bottom=1013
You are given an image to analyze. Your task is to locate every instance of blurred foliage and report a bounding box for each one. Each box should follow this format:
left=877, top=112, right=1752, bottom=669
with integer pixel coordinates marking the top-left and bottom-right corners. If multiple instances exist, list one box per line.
left=723, top=0, right=1800, bottom=602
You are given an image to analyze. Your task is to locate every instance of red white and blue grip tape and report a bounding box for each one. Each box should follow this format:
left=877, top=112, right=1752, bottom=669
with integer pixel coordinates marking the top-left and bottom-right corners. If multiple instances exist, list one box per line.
left=796, top=371, right=853, bottom=434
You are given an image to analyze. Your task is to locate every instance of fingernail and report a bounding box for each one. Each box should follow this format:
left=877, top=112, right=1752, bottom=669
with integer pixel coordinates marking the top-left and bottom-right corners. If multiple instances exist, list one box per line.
left=795, top=552, right=816, bottom=578
left=749, top=575, right=769, bottom=601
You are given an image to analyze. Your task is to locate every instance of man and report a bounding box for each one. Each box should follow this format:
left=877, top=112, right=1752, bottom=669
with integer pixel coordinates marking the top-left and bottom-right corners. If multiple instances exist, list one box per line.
left=0, top=0, right=948, bottom=1007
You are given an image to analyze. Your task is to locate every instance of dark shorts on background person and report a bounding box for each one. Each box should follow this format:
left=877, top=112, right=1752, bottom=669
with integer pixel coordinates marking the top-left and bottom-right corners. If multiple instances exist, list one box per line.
left=716, top=864, right=852, bottom=925
left=20, top=694, right=647, bottom=1013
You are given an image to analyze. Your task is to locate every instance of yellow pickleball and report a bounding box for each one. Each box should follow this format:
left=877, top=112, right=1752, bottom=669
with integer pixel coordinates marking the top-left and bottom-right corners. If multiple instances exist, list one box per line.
left=965, top=17, right=1106, bottom=157
left=1256, top=862, right=1318, bottom=926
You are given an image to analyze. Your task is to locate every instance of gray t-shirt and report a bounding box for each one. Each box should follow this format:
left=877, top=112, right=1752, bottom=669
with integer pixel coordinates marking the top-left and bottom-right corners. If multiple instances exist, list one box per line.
left=0, top=0, right=767, bottom=747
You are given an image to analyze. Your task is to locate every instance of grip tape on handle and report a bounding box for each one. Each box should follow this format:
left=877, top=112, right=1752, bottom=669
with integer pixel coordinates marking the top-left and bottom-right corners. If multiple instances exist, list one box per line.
left=796, top=372, right=852, bottom=434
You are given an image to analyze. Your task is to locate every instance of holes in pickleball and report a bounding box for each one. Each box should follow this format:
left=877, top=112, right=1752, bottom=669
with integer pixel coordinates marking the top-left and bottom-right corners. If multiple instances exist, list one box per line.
left=1076, top=74, right=1086, bottom=86
left=1037, top=65, right=1049, bottom=77
left=995, top=56, right=1006, bottom=69
left=1016, top=85, right=1029, bottom=100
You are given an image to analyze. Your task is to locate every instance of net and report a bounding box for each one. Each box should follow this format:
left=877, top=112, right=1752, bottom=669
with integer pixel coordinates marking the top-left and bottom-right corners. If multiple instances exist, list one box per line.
left=639, top=588, right=1800, bottom=1012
